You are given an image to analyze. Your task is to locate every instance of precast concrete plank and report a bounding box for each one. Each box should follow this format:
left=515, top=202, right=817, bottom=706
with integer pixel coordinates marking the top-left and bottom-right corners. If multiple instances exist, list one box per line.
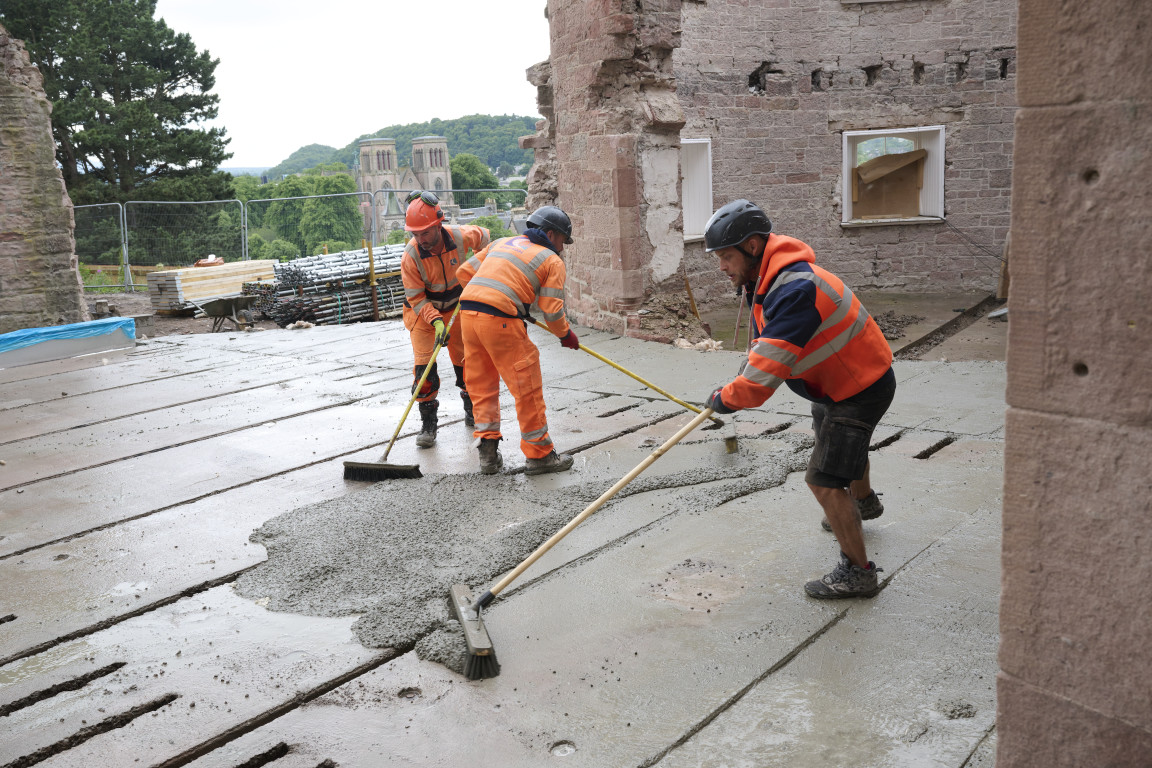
left=654, top=454, right=1001, bottom=768
left=0, top=349, right=133, bottom=385
left=0, top=371, right=409, bottom=490
left=0, top=349, right=259, bottom=410
left=886, top=361, right=1006, bottom=436
left=0, top=587, right=388, bottom=768
left=155, top=321, right=406, bottom=360
left=173, top=436, right=1000, bottom=767
left=0, top=397, right=449, bottom=556
left=0, top=458, right=361, bottom=665
left=0, top=358, right=360, bottom=444
left=859, top=291, right=990, bottom=354
left=928, top=315, right=1009, bottom=363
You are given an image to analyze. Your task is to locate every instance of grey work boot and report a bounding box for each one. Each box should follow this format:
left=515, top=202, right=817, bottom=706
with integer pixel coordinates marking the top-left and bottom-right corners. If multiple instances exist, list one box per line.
left=804, top=552, right=883, bottom=599
left=415, top=400, right=438, bottom=448
left=461, top=390, right=475, bottom=428
left=822, top=490, right=884, bottom=531
left=478, top=437, right=503, bottom=475
left=524, top=450, right=574, bottom=476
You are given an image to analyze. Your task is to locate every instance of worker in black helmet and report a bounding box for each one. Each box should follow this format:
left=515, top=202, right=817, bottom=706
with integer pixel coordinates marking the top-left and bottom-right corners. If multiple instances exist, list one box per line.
left=456, top=205, right=579, bottom=475
left=703, top=199, right=896, bottom=599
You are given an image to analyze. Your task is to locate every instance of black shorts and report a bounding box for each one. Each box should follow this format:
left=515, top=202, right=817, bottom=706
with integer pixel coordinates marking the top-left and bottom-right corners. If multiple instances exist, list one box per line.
left=805, top=368, right=896, bottom=488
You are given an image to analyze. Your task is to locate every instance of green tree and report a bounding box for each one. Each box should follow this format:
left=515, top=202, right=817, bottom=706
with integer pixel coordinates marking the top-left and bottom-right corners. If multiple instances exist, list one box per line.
left=0, top=0, right=232, bottom=205
left=470, top=215, right=515, bottom=240
left=298, top=175, right=363, bottom=256
left=497, top=161, right=515, bottom=179
left=261, top=176, right=312, bottom=254
left=450, top=153, right=501, bottom=208
left=266, top=239, right=299, bottom=262
left=386, top=228, right=410, bottom=245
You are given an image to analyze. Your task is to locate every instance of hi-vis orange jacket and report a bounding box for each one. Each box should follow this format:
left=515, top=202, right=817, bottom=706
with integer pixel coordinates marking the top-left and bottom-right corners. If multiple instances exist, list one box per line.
left=402, top=224, right=491, bottom=328
left=456, top=235, right=571, bottom=338
left=720, top=234, right=892, bottom=410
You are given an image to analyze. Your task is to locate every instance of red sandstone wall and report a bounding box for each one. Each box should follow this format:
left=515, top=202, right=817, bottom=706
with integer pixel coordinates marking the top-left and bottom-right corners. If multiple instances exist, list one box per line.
left=0, top=24, right=88, bottom=333
left=999, top=0, right=1152, bottom=763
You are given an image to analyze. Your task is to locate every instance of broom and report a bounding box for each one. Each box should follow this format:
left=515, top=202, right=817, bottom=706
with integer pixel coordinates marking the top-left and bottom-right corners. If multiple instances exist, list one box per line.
left=449, top=407, right=716, bottom=679
left=342, top=306, right=461, bottom=481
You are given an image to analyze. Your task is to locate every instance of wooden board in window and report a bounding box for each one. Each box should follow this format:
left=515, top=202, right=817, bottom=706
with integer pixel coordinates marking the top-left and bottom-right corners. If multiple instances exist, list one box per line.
left=852, top=149, right=927, bottom=219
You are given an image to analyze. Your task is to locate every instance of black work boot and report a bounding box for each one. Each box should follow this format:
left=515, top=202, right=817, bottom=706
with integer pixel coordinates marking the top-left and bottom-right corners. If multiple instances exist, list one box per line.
left=461, top=390, right=475, bottom=428
left=524, top=450, right=574, bottom=476
left=804, top=552, right=884, bottom=599
left=478, top=437, right=503, bottom=475
left=416, top=400, right=438, bottom=448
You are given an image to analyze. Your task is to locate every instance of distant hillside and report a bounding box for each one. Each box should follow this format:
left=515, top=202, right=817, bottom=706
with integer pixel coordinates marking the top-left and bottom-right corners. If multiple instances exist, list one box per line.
left=263, top=115, right=539, bottom=180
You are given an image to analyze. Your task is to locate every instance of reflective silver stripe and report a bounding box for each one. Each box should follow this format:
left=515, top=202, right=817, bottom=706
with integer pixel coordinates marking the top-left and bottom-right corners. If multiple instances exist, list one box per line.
left=490, top=251, right=541, bottom=292
left=741, top=366, right=785, bottom=391
left=475, top=421, right=501, bottom=432
left=404, top=287, right=425, bottom=299
left=522, top=426, right=552, bottom=446
left=525, top=249, right=552, bottom=272
left=792, top=310, right=870, bottom=374
left=543, top=309, right=565, bottom=322
left=750, top=339, right=798, bottom=369
left=425, top=282, right=450, bottom=292
left=410, top=298, right=430, bottom=314
left=538, top=286, right=564, bottom=299
left=469, top=276, right=527, bottom=316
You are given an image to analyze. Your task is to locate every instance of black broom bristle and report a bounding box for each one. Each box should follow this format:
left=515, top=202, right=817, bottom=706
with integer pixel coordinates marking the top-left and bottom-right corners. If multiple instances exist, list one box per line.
left=463, top=649, right=500, bottom=680
left=342, top=461, right=422, bottom=481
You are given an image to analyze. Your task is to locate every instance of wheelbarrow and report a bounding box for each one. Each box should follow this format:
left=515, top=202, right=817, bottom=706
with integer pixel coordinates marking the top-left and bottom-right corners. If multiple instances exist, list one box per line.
left=190, top=294, right=260, bottom=333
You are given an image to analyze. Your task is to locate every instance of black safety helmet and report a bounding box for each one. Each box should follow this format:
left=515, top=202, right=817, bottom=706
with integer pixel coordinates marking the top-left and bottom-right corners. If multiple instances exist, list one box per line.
left=526, top=205, right=574, bottom=244
left=703, top=199, right=772, bottom=252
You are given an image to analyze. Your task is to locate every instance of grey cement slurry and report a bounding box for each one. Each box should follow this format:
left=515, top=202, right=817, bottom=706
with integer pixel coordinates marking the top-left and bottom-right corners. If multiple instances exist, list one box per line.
left=235, top=432, right=812, bottom=674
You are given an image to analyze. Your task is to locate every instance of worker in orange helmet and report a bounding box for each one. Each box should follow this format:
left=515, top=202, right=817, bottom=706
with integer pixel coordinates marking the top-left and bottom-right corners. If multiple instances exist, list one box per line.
left=456, top=205, right=580, bottom=475
left=401, top=190, right=491, bottom=447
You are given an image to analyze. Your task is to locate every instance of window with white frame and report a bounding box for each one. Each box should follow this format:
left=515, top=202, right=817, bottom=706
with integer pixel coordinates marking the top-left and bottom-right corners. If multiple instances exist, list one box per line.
left=841, top=126, right=944, bottom=225
left=681, top=138, right=713, bottom=240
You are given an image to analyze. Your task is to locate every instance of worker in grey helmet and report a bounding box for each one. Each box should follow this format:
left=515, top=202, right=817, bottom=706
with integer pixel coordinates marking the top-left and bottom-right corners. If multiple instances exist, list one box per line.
left=703, top=199, right=896, bottom=599
left=456, top=205, right=580, bottom=475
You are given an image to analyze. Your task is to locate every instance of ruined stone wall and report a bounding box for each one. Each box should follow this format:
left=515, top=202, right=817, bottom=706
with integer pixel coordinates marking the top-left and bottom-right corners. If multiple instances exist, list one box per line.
left=0, top=24, right=87, bottom=334
left=540, top=0, right=690, bottom=337
left=675, top=0, right=1016, bottom=301
left=998, top=0, right=1152, bottom=763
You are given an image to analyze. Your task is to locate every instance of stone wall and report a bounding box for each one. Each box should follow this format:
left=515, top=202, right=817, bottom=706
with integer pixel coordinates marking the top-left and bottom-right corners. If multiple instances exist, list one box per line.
left=537, top=0, right=693, bottom=338
left=998, top=0, right=1152, bottom=763
left=0, top=24, right=87, bottom=334
left=676, top=0, right=1017, bottom=300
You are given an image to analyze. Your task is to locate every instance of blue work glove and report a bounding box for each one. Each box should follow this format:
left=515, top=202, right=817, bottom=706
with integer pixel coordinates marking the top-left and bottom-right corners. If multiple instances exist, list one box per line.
left=432, top=319, right=450, bottom=347
left=560, top=330, right=580, bottom=350
left=707, top=387, right=736, bottom=414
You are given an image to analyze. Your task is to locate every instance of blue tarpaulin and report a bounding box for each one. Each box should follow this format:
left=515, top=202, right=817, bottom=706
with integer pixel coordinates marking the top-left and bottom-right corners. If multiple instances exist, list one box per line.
left=0, top=317, right=136, bottom=355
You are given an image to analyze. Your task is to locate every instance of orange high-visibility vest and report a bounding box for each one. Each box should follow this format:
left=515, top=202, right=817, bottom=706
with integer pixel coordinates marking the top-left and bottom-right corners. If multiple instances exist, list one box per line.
left=402, top=224, right=490, bottom=327
left=722, top=234, right=892, bottom=409
left=457, top=236, right=571, bottom=338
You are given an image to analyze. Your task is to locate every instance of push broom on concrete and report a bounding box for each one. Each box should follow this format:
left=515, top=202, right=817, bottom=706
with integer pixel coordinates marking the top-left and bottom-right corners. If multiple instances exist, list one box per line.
left=449, top=407, right=718, bottom=680
left=528, top=318, right=738, bottom=453
left=342, top=306, right=461, bottom=482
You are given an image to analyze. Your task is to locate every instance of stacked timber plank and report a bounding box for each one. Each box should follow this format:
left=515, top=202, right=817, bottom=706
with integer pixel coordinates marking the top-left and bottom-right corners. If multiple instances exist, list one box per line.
left=148, top=261, right=278, bottom=313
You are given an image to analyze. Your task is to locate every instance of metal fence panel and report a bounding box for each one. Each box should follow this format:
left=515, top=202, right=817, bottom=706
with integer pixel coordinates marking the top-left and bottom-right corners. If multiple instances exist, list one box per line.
left=73, top=203, right=129, bottom=291
left=124, top=200, right=245, bottom=277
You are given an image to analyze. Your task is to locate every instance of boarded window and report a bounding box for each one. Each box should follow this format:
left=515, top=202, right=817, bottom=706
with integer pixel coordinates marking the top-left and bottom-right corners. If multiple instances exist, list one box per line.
left=681, top=138, right=713, bottom=240
left=841, top=126, right=945, bottom=224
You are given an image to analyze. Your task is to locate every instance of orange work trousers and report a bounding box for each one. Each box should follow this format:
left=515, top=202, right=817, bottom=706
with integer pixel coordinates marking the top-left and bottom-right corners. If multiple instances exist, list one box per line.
left=404, top=305, right=464, bottom=402
left=461, top=311, right=554, bottom=459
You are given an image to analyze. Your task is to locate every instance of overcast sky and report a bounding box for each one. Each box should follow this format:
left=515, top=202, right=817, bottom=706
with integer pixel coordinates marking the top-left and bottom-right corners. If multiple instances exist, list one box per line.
left=154, top=0, right=551, bottom=168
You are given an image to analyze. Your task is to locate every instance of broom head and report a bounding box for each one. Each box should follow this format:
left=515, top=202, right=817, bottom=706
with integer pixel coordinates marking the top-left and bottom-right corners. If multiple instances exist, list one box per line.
left=449, top=583, right=500, bottom=680
left=342, top=460, right=422, bottom=481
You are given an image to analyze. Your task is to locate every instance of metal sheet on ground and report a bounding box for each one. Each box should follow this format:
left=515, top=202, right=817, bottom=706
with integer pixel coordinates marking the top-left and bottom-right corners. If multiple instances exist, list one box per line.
left=0, top=587, right=388, bottom=767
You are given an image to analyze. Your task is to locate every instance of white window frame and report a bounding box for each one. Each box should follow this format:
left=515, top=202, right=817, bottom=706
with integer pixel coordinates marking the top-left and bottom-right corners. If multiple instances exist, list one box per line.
left=681, top=138, right=713, bottom=242
left=841, top=125, right=945, bottom=227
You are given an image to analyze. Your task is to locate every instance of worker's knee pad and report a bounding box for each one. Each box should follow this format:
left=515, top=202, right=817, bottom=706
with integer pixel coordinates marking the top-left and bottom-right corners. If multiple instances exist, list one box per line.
left=413, top=364, right=440, bottom=397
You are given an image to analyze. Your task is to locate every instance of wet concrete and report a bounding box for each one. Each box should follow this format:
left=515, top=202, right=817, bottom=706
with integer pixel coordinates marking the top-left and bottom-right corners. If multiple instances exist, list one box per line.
left=0, top=296, right=1006, bottom=767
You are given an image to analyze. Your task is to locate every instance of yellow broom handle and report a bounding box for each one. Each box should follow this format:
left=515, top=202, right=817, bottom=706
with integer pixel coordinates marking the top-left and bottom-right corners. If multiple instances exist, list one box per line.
left=485, top=408, right=715, bottom=601
left=530, top=318, right=722, bottom=427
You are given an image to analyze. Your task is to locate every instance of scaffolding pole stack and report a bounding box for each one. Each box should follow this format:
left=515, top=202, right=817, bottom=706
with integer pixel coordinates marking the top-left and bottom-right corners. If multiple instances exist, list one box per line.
left=263, top=246, right=408, bottom=327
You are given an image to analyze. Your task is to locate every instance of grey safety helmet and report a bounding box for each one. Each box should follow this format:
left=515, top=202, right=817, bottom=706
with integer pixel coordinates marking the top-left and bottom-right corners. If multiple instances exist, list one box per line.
left=527, top=205, right=574, bottom=244
left=703, top=199, right=772, bottom=252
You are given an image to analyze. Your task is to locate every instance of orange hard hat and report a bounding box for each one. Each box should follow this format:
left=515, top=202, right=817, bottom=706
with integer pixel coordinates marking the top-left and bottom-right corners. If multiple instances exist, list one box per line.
left=405, top=196, right=444, bottom=232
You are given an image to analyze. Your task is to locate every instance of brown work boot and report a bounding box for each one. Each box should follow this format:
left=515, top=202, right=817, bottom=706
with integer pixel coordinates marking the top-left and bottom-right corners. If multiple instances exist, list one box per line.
left=822, top=490, right=883, bottom=531
left=524, top=450, right=574, bottom=476
left=415, top=400, right=438, bottom=448
left=478, top=437, right=503, bottom=475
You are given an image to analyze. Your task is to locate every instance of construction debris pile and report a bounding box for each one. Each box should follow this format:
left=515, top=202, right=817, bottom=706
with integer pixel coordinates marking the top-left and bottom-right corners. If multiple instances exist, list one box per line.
left=243, top=246, right=408, bottom=328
